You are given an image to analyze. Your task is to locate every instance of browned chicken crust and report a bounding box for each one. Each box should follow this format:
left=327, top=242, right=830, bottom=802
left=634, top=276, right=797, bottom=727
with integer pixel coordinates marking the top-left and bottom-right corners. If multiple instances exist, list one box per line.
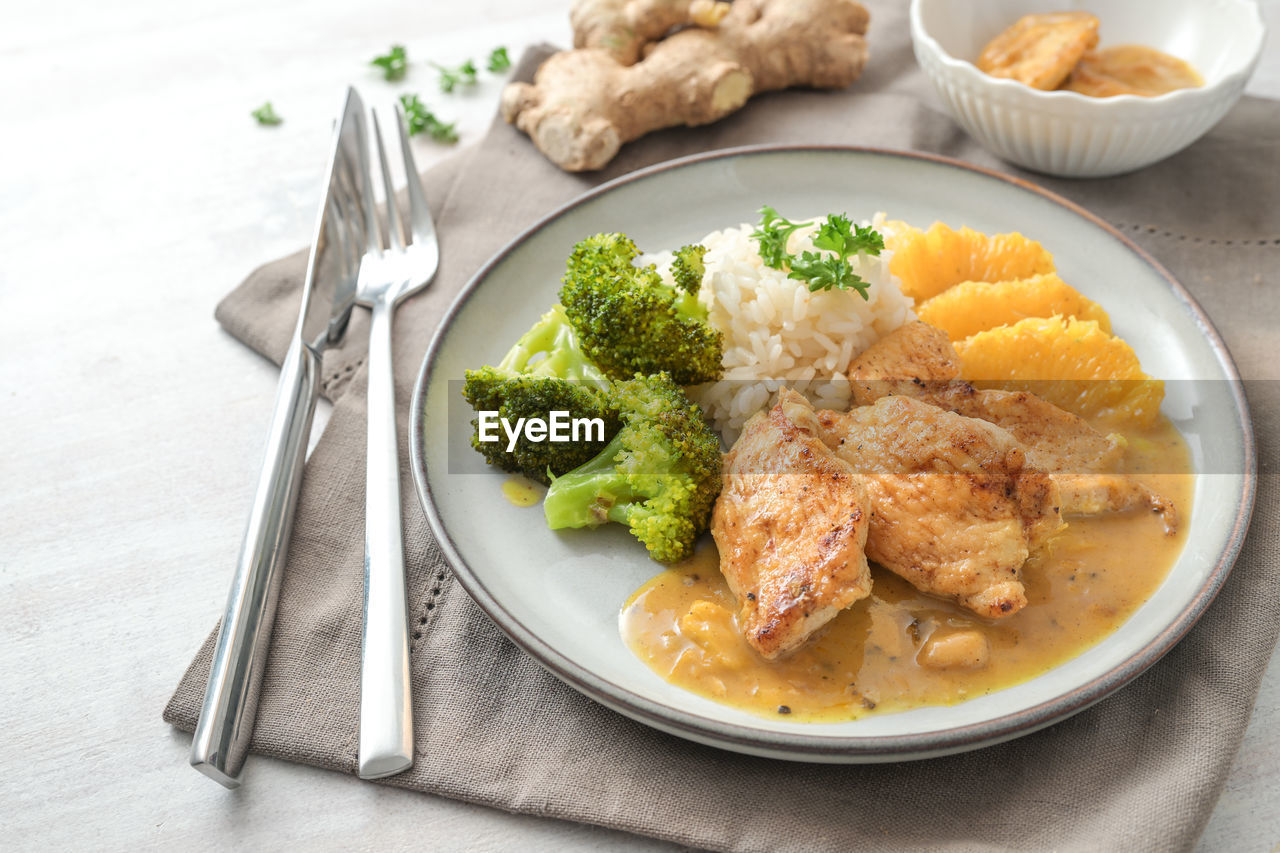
left=930, top=386, right=1118, bottom=471
left=814, top=394, right=1063, bottom=619
left=712, top=393, right=871, bottom=659
left=849, top=320, right=963, bottom=405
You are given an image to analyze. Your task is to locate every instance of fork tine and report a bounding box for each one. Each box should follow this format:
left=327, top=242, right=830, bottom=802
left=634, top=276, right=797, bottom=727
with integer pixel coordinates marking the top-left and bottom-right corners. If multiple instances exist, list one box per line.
left=393, top=104, right=437, bottom=246
left=371, top=109, right=405, bottom=252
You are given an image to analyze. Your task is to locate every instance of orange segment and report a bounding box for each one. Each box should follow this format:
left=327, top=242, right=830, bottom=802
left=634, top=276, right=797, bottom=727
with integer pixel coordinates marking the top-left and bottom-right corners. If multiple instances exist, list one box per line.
left=955, top=316, right=1163, bottom=427
left=916, top=274, right=1112, bottom=341
left=886, top=222, right=1056, bottom=302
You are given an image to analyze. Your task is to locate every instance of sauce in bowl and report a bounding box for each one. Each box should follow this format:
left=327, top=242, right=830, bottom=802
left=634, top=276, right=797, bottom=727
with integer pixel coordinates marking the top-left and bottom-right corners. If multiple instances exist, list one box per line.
left=1063, top=46, right=1203, bottom=98
left=973, top=12, right=1203, bottom=98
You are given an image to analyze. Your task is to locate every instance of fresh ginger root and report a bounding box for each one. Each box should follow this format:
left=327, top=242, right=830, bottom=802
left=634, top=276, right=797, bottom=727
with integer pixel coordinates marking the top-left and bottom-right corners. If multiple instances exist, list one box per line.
left=503, top=0, right=870, bottom=172
left=572, top=0, right=732, bottom=65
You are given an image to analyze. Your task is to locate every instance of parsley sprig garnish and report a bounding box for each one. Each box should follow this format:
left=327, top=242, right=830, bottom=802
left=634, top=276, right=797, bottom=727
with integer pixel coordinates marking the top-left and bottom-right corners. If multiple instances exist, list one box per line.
left=371, top=44, right=408, bottom=81
left=813, top=213, right=884, bottom=257
left=750, top=206, right=883, bottom=299
left=751, top=205, right=810, bottom=268
left=433, top=59, right=478, bottom=93
left=399, top=94, right=458, bottom=143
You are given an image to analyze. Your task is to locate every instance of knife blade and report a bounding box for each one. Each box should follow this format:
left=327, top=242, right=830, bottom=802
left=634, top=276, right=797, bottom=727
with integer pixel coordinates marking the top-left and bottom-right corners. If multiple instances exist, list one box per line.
left=190, top=87, right=370, bottom=788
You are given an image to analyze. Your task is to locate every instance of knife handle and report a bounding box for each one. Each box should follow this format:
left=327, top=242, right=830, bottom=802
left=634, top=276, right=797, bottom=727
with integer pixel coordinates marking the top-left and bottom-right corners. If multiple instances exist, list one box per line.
left=190, top=336, right=322, bottom=788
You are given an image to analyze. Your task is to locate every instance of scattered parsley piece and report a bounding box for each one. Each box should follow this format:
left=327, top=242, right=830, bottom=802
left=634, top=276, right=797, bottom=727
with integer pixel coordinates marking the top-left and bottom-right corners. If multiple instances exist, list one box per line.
left=752, top=206, right=883, bottom=299
left=371, top=44, right=408, bottom=81
left=433, top=59, right=478, bottom=93
left=425, top=115, right=458, bottom=143
left=250, top=102, right=282, bottom=126
left=487, top=46, right=512, bottom=73
left=399, top=94, right=459, bottom=143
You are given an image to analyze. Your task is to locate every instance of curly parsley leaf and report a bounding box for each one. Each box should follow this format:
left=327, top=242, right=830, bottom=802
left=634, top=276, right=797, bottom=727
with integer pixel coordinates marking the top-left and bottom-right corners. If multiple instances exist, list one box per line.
left=812, top=213, right=884, bottom=258
left=787, top=251, right=871, bottom=296
left=750, top=206, right=811, bottom=269
left=250, top=102, right=283, bottom=126
left=434, top=59, right=478, bottom=93
left=399, top=94, right=458, bottom=143
left=487, top=46, right=512, bottom=73
left=371, top=44, right=408, bottom=81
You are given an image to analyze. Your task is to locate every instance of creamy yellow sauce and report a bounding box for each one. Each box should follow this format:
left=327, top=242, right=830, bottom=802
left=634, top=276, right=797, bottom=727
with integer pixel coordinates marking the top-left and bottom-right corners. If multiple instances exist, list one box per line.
left=502, top=475, right=544, bottom=507
left=1063, top=45, right=1203, bottom=98
left=620, top=416, right=1192, bottom=722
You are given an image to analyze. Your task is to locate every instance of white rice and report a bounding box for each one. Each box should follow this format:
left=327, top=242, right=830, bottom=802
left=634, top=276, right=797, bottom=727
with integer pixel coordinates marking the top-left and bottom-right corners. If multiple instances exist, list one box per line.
left=644, top=213, right=915, bottom=443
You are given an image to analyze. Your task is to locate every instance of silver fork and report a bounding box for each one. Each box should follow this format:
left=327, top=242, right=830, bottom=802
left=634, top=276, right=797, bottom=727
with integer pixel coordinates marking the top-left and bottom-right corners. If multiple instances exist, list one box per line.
left=354, top=105, right=439, bottom=780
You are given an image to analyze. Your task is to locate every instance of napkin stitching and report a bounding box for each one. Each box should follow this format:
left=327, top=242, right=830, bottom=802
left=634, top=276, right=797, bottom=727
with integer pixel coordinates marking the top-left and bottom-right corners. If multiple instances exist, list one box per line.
left=1114, top=222, right=1280, bottom=246
left=409, top=568, right=451, bottom=653
left=322, top=358, right=365, bottom=397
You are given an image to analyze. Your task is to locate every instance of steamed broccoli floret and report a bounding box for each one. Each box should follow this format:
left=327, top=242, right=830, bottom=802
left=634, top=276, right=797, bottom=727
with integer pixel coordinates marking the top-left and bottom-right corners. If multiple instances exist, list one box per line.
left=462, top=306, right=618, bottom=484
left=559, top=233, right=723, bottom=386
left=462, top=368, right=618, bottom=484
left=542, top=373, right=722, bottom=563
left=493, top=303, right=609, bottom=384
left=671, top=244, right=707, bottom=294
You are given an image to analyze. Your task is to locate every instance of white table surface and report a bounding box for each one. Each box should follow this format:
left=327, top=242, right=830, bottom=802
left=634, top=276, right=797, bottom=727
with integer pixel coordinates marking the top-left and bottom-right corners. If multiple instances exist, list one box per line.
left=2, top=1, right=1277, bottom=850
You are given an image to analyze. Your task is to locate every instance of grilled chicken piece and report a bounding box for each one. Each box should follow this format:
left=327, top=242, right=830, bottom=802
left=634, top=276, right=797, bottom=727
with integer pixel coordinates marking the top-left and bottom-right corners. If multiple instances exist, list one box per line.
left=849, top=320, right=962, bottom=405
left=912, top=383, right=1123, bottom=474
left=850, top=322, right=1117, bottom=469
left=712, top=393, right=871, bottom=659
left=812, top=393, right=1064, bottom=619
left=1053, top=473, right=1178, bottom=535
left=849, top=322, right=1177, bottom=533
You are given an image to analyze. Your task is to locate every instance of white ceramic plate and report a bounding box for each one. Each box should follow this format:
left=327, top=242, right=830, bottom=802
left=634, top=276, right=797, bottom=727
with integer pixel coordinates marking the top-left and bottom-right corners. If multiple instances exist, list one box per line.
left=409, top=146, right=1255, bottom=762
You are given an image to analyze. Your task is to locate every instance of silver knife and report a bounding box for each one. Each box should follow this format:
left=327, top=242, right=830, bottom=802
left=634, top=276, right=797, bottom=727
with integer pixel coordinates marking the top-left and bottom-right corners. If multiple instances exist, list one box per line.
left=190, top=87, right=370, bottom=788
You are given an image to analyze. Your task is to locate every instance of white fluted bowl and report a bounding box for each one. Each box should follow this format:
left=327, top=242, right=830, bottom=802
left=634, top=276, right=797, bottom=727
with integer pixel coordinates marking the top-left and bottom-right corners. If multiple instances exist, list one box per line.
left=909, top=0, right=1266, bottom=177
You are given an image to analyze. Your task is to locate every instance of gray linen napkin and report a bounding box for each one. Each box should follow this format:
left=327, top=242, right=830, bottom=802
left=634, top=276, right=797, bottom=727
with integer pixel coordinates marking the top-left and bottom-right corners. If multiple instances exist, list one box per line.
left=166, top=2, right=1280, bottom=849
